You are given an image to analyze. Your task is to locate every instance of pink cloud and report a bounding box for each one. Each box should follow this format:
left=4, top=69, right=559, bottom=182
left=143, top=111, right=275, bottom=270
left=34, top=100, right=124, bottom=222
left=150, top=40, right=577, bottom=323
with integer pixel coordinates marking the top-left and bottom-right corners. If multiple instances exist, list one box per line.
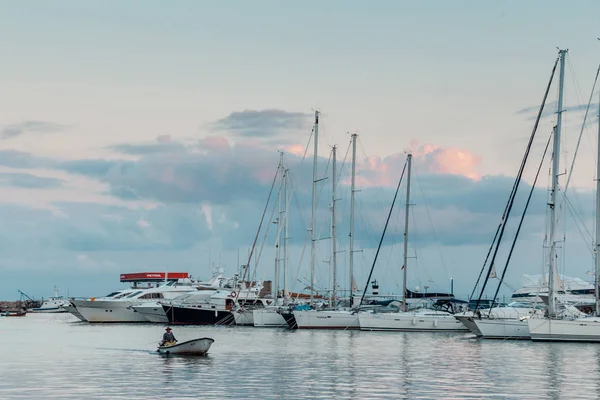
left=408, top=141, right=482, bottom=180
left=286, top=143, right=306, bottom=157
left=355, top=141, right=482, bottom=188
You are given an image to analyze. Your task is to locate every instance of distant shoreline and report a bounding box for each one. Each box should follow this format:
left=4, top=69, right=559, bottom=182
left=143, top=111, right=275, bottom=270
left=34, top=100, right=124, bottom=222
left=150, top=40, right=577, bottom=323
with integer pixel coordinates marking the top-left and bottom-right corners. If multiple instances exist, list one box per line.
left=0, top=301, right=24, bottom=310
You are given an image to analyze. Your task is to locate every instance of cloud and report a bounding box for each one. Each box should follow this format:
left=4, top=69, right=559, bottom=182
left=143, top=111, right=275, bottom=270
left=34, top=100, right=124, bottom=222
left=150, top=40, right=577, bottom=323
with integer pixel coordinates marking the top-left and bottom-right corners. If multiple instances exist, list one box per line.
left=109, top=135, right=186, bottom=155
left=0, top=136, right=569, bottom=251
left=0, top=201, right=212, bottom=252
left=410, top=142, right=482, bottom=180
left=355, top=140, right=483, bottom=187
left=516, top=101, right=600, bottom=121
left=59, top=136, right=286, bottom=205
left=0, top=136, right=595, bottom=300
left=0, top=149, right=53, bottom=169
left=59, top=159, right=134, bottom=178
left=0, top=172, right=65, bottom=189
left=212, top=109, right=311, bottom=140
left=1, top=121, right=69, bottom=139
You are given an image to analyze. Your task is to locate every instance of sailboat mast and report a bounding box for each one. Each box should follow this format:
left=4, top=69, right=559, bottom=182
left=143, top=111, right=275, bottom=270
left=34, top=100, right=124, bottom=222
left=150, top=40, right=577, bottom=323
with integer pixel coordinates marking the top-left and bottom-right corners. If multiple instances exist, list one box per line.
left=310, top=111, right=319, bottom=304
left=402, top=154, right=412, bottom=311
left=283, top=168, right=289, bottom=301
left=331, top=145, right=338, bottom=307
left=349, top=134, right=357, bottom=304
left=548, top=49, right=567, bottom=317
left=274, top=152, right=284, bottom=300
left=595, top=88, right=600, bottom=316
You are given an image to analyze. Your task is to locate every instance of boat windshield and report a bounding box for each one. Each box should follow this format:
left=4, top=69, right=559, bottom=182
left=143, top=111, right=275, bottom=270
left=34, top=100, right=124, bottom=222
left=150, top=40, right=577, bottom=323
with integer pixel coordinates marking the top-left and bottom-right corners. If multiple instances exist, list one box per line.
left=113, top=292, right=133, bottom=299
left=507, top=302, right=535, bottom=308
left=105, top=291, right=122, bottom=298
left=125, top=291, right=144, bottom=298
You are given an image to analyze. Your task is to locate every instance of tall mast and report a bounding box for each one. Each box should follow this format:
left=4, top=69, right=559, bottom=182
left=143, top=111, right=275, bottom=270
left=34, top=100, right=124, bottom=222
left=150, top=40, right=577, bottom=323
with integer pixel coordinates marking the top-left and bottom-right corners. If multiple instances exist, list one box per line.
left=595, top=88, right=600, bottom=316
left=331, top=145, right=338, bottom=307
left=349, top=133, right=357, bottom=304
left=548, top=49, right=567, bottom=317
left=310, top=111, right=319, bottom=304
left=402, top=154, right=412, bottom=311
left=274, top=152, right=284, bottom=300
left=283, top=168, right=289, bottom=301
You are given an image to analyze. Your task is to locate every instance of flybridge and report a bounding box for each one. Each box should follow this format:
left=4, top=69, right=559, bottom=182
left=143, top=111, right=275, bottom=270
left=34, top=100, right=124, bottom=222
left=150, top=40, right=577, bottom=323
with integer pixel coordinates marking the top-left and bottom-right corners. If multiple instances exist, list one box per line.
left=119, top=272, right=189, bottom=283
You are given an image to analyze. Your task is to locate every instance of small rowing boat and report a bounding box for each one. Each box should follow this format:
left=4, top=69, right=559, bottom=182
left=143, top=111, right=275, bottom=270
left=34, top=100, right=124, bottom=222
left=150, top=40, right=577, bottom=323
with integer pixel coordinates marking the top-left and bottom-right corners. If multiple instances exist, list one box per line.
left=157, top=337, right=214, bottom=355
left=0, top=310, right=26, bottom=317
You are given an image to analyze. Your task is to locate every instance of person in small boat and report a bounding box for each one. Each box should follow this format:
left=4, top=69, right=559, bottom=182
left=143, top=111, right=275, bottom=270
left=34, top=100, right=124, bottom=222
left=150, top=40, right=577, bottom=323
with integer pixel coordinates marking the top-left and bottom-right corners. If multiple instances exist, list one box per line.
left=160, top=327, right=177, bottom=346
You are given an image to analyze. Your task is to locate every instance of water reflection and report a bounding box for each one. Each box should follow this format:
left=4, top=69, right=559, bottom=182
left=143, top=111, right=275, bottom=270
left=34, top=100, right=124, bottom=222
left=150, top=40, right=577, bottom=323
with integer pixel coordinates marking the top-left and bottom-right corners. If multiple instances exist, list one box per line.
left=2, top=314, right=600, bottom=399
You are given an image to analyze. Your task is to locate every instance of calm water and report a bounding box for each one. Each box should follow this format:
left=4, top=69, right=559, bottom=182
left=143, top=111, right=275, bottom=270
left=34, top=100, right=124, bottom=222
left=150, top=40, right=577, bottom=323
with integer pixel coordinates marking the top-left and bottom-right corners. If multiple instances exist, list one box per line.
left=1, top=314, right=600, bottom=399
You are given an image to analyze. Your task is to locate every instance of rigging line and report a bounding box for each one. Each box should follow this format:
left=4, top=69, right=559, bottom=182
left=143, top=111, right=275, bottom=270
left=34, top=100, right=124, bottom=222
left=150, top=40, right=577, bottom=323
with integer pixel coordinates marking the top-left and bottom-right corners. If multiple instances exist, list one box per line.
left=236, top=163, right=280, bottom=297
left=249, top=169, right=283, bottom=286
left=488, top=131, right=552, bottom=317
left=287, top=170, right=309, bottom=230
left=314, top=151, right=333, bottom=250
left=357, top=137, right=389, bottom=221
left=289, top=229, right=312, bottom=295
left=357, top=158, right=408, bottom=309
left=565, top=62, right=600, bottom=193
left=501, top=280, right=517, bottom=292
left=335, top=138, right=353, bottom=188
left=563, top=188, right=593, bottom=241
left=285, top=172, right=311, bottom=294
left=563, top=192, right=594, bottom=255
left=301, top=126, right=315, bottom=165
left=414, top=165, right=450, bottom=279
left=474, top=55, right=560, bottom=310
left=469, top=176, right=527, bottom=300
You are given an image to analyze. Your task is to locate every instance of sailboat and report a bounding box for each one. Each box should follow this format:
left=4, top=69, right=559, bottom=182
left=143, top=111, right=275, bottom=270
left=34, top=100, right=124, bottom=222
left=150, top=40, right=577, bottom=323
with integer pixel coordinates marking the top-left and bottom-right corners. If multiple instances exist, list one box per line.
left=278, top=111, right=321, bottom=330
left=293, top=134, right=361, bottom=329
left=528, top=52, right=600, bottom=342
left=240, top=153, right=288, bottom=327
left=462, top=50, right=567, bottom=339
left=358, top=154, right=467, bottom=332
left=468, top=50, right=596, bottom=339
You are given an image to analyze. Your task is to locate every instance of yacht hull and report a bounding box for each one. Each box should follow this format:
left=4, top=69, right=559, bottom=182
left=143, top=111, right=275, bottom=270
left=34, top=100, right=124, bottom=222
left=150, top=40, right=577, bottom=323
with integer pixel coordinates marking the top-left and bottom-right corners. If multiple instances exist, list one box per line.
left=454, top=315, right=482, bottom=336
left=359, top=311, right=468, bottom=332
left=132, top=303, right=169, bottom=323
left=62, top=304, right=87, bottom=321
left=279, top=310, right=298, bottom=329
left=474, top=318, right=530, bottom=339
left=293, top=309, right=360, bottom=330
left=253, top=308, right=287, bottom=327
left=162, top=305, right=234, bottom=325
left=71, top=300, right=148, bottom=323
left=233, top=309, right=254, bottom=326
left=528, top=317, right=600, bottom=342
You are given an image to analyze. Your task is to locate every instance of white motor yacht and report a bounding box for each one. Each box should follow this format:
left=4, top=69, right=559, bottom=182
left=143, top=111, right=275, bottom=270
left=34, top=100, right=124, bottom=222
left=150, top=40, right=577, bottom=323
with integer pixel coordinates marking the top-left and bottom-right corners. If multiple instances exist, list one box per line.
left=131, top=272, right=228, bottom=323
left=72, top=281, right=198, bottom=323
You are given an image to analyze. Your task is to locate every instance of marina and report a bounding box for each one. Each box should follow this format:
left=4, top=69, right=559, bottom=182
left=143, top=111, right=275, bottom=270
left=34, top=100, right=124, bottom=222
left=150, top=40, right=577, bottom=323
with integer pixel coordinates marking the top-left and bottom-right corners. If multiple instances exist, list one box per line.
left=4, top=2, right=600, bottom=399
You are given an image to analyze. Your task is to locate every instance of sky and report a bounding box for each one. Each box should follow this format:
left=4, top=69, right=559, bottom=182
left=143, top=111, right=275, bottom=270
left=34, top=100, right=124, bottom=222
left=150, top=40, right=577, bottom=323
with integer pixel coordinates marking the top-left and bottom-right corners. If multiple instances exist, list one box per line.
left=1, top=1, right=600, bottom=300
